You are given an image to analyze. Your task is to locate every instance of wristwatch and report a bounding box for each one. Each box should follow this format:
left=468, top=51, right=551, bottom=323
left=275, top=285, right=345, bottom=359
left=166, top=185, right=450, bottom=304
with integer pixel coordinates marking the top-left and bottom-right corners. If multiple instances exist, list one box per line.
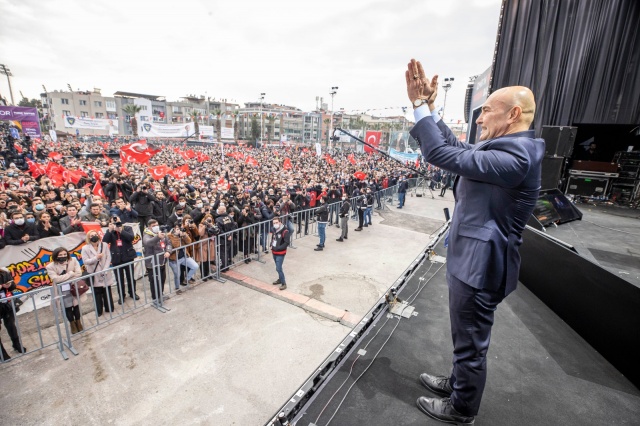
left=413, top=98, right=428, bottom=108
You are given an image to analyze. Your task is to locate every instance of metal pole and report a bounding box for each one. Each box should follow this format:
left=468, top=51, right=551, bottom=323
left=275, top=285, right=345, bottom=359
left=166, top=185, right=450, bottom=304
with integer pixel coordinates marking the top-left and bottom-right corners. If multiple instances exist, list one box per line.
left=0, top=64, right=15, bottom=105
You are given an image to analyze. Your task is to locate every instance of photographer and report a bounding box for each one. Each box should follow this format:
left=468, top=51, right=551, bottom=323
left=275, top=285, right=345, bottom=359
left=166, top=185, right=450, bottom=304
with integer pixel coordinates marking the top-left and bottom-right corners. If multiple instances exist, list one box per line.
left=167, top=222, right=198, bottom=293
left=196, top=214, right=217, bottom=281
left=130, top=184, right=157, bottom=231
left=142, top=219, right=172, bottom=302
left=238, top=203, right=257, bottom=264
left=293, top=187, right=310, bottom=235
left=102, top=218, right=139, bottom=304
left=104, top=175, right=133, bottom=203
left=214, top=205, right=238, bottom=272
left=0, top=267, right=27, bottom=357
left=258, top=199, right=275, bottom=253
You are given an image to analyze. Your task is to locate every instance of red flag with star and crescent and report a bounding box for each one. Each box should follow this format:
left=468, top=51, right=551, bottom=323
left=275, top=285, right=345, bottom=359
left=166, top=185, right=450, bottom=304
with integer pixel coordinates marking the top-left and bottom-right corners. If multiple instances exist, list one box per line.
left=120, top=142, right=154, bottom=164
left=348, top=154, right=356, bottom=165
left=93, top=180, right=105, bottom=198
left=364, top=131, right=381, bottom=154
left=149, top=164, right=171, bottom=181
left=283, top=158, right=292, bottom=170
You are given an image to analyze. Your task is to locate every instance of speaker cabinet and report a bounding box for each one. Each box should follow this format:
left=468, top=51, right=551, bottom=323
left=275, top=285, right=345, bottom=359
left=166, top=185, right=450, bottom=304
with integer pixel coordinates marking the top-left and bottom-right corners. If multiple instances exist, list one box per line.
left=541, top=126, right=577, bottom=158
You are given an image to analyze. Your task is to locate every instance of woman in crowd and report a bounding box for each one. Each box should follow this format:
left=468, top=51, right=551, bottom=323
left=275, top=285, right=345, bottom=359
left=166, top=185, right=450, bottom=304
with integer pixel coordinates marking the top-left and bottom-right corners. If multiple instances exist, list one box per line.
left=196, top=213, right=217, bottom=281
left=167, top=222, right=198, bottom=293
left=81, top=230, right=115, bottom=316
left=46, top=247, right=83, bottom=334
left=36, top=211, right=61, bottom=238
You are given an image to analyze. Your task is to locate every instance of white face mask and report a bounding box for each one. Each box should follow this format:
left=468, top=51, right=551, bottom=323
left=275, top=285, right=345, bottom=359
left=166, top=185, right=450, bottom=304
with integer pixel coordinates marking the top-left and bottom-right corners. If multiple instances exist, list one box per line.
left=179, top=202, right=186, bottom=207
left=196, top=203, right=203, bottom=208
left=151, top=225, right=160, bottom=233
left=14, top=218, right=25, bottom=226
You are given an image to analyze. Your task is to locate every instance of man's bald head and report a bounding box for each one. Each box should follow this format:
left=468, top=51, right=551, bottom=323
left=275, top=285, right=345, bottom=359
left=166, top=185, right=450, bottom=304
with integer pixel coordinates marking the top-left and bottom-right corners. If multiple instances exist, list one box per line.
left=477, top=86, right=536, bottom=141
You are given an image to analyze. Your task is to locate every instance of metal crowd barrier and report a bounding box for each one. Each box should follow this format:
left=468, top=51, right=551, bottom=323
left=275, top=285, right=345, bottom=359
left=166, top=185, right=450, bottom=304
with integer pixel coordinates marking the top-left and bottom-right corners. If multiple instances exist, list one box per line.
left=0, top=180, right=420, bottom=365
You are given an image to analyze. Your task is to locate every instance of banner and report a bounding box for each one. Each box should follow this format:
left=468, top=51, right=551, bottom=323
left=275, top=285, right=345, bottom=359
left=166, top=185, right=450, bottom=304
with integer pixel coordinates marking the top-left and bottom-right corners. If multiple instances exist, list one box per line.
left=389, top=131, right=420, bottom=154
left=315, top=142, right=322, bottom=157
left=221, top=127, right=234, bottom=139
left=364, top=131, right=381, bottom=154
left=339, top=129, right=361, bottom=143
left=185, top=122, right=214, bottom=137
left=0, top=106, right=42, bottom=137
left=3, top=223, right=145, bottom=315
left=63, top=115, right=114, bottom=131
left=140, top=122, right=190, bottom=137
left=389, top=148, right=420, bottom=162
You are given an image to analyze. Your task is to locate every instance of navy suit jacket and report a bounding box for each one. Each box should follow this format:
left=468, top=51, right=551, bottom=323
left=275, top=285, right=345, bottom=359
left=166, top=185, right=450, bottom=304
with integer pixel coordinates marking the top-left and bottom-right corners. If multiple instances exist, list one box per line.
left=410, top=117, right=544, bottom=295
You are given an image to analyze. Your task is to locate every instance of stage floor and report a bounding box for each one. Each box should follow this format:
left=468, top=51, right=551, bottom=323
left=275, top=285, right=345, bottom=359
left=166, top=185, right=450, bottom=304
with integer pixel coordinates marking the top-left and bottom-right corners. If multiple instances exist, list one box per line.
left=294, top=239, right=640, bottom=426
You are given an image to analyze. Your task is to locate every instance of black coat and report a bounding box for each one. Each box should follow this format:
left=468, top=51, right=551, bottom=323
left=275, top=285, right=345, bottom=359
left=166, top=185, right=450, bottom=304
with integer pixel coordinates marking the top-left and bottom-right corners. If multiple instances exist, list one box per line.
left=4, top=223, right=40, bottom=245
left=130, top=191, right=157, bottom=217
left=102, top=226, right=137, bottom=265
left=152, top=199, right=175, bottom=226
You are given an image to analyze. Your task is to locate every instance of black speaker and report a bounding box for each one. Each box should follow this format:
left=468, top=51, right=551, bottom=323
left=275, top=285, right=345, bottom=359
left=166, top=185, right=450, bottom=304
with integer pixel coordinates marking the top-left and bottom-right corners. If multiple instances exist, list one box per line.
left=541, top=126, right=577, bottom=157
left=541, top=156, right=565, bottom=190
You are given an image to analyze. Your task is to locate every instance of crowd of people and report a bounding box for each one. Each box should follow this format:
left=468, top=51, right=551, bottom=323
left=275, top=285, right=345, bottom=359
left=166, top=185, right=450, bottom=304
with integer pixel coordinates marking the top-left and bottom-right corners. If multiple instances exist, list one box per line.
left=0, top=134, right=424, bottom=359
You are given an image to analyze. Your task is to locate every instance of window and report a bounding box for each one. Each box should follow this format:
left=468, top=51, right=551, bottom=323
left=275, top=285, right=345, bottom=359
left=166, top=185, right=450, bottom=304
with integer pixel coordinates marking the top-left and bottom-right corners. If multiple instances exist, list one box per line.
left=108, top=113, right=117, bottom=119
left=172, top=106, right=181, bottom=113
left=105, top=101, right=116, bottom=111
left=61, top=98, right=69, bottom=105
left=125, top=115, right=131, bottom=122
left=81, top=111, right=89, bottom=117
left=63, top=110, right=71, bottom=116
left=94, top=101, right=102, bottom=107
left=95, top=112, right=104, bottom=118
left=79, top=100, right=87, bottom=106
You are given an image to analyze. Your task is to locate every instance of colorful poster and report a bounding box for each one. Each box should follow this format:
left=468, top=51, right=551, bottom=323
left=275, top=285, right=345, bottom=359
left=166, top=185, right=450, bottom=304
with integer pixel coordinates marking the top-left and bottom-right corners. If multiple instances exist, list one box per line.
left=2, top=223, right=145, bottom=315
left=0, top=106, right=42, bottom=137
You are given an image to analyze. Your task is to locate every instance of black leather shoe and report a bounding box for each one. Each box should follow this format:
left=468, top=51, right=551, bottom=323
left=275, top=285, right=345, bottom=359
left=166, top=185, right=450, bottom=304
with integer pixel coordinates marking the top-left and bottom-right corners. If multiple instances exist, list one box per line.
left=416, top=397, right=474, bottom=425
left=354, top=228, right=362, bottom=231
left=273, top=279, right=281, bottom=285
left=13, top=346, right=27, bottom=353
left=314, top=247, right=323, bottom=251
left=133, top=294, right=140, bottom=301
left=336, top=238, right=343, bottom=242
left=420, top=373, right=453, bottom=397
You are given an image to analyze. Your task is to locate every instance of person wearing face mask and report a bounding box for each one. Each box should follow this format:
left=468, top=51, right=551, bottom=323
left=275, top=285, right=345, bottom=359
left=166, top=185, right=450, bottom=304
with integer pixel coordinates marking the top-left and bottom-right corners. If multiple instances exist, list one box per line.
left=0, top=267, right=27, bottom=358
left=336, top=193, right=351, bottom=242
left=81, top=231, right=115, bottom=317
left=102, top=219, right=139, bottom=304
left=5, top=211, right=40, bottom=246
left=314, top=196, right=329, bottom=251
left=270, top=216, right=290, bottom=290
left=167, top=205, right=185, bottom=229
left=142, top=219, right=173, bottom=302
left=46, top=247, right=83, bottom=334
left=190, top=199, right=205, bottom=225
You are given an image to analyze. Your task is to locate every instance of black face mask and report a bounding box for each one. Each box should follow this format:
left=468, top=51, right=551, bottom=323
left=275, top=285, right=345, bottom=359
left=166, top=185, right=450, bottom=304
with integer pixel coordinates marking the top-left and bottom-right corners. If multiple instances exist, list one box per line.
left=90, top=235, right=100, bottom=243
left=56, top=256, right=68, bottom=263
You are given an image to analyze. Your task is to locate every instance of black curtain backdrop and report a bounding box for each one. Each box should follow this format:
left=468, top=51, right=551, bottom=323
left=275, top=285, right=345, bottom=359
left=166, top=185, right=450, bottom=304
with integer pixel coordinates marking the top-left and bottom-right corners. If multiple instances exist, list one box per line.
left=492, top=0, right=640, bottom=137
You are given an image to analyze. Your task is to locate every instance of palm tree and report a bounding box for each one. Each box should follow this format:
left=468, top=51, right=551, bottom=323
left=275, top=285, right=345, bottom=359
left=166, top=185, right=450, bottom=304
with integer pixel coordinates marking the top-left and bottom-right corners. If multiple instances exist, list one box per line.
left=232, top=112, right=239, bottom=141
left=190, top=110, right=200, bottom=138
left=250, top=115, right=260, bottom=146
left=323, top=118, right=331, bottom=147
left=122, top=103, right=142, bottom=137
left=213, top=109, right=222, bottom=142
left=266, top=114, right=276, bottom=143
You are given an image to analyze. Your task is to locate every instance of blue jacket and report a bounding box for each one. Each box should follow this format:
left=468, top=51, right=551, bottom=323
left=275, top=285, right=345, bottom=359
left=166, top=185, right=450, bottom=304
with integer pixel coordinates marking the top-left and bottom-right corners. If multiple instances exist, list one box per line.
left=411, top=117, right=544, bottom=295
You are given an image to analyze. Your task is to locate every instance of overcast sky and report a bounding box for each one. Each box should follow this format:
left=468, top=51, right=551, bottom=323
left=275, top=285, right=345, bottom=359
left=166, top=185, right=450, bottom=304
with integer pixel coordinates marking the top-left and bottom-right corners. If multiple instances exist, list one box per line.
left=0, top=0, right=501, bottom=123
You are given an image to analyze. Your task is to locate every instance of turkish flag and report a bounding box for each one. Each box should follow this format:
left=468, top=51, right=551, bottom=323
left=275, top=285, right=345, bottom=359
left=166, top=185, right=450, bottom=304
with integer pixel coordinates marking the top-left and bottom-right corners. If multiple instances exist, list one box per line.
left=48, top=152, right=63, bottom=161
left=66, top=170, right=86, bottom=185
left=169, top=164, right=191, bottom=179
left=120, top=165, right=130, bottom=176
left=26, top=159, right=46, bottom=178
left=283, top=158, right=292, bottom=170
left=354, top=171, right=367, bottom=180
left=245, top=156, right=259, bottom=167
left=364, top=131, right=381, bottom=154
left=81, top=222, right=103, bottom=236
left=324, top=154, right=336, bottom=165
left=149, top=164, right=171, bottom=180
left=13, top=143, right=22, bottom=153
left=196, top=152, right=210, bottom=162
left=186, top=149, right=197, bottom=159
left=102, top=152, right=113, bottom=165
left=348, top=154, right=356, bottom=165
left=93, top=180, right=105, bottom=198
left=120, top=142, right=153, bottom=164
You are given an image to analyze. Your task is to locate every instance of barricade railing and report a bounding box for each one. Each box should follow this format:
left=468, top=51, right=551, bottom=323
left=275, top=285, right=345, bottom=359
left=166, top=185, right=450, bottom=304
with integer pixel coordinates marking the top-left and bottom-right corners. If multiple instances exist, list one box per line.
left=1, top=180, right=424, bottom=366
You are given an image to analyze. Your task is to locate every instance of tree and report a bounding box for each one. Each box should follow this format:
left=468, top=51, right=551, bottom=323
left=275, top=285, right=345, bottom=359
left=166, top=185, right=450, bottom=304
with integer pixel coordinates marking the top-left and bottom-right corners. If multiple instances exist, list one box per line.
left=323, top=118, right=331, bottom=147
left=213, top=109, right=222, bottom=142
left=190, top=110, right=200, bottom=138
left=266, top=114, right=276, bottom=143
left=122, top=103, right=142, bottom=137
left=250, top=115, right=260, bottom=145
left=232, top=112, right=239, bottom=141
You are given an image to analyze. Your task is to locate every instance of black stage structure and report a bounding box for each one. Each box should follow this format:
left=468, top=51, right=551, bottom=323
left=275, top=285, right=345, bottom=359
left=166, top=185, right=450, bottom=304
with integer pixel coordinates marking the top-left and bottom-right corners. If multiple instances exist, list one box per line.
left=266, top=225, right=640, bottom=425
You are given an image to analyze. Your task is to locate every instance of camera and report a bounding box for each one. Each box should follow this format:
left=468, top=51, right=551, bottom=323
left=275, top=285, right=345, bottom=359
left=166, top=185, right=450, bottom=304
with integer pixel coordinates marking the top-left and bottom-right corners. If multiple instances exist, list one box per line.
left=159, top=225, right=170, bottom=233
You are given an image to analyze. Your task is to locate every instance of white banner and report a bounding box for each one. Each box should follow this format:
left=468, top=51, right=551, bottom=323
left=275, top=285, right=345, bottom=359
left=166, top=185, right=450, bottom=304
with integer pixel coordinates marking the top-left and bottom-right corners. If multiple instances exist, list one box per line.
left=49, top=129, right=57, bottom=142
left=315, top=142, right=322, bottom=157
left=339, top=129, right=361, bottom=143
left=221, top=127, right=234, bottom=139
left=140, top=122, right=189, bottom=137
left=389, top=148, right=420, bottom=162
left=4, top=223, right=145, bottom=315
left=64, top=116, right=114, bottom=130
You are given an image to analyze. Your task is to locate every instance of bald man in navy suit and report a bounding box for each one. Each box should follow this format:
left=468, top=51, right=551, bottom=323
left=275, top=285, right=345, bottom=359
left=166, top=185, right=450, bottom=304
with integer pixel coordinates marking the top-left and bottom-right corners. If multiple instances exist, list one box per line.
left=406, top=59, right=545, bottom=425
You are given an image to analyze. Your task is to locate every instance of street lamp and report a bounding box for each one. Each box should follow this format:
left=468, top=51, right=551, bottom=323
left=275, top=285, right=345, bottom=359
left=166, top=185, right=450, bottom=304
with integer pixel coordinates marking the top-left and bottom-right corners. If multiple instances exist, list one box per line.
left=441, top=77, right=454, bottom=120
left=259, top=92, right=265, bottom=146
left=329, top=86, right=338, bottom=148
left=0, top=64, right=15, bottom=105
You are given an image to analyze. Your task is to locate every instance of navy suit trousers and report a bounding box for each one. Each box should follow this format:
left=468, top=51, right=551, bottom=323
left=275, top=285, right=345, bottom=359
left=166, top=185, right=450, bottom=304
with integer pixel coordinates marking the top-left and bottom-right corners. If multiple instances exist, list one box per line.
left=447, top=273, right=506, bottom=416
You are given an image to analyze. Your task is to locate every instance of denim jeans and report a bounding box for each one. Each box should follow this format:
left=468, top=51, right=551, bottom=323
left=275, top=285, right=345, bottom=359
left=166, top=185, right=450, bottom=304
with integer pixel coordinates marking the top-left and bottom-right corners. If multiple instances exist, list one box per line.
left=398, top=192, right=406, bottom=207
left=169, top=256, right=198, bottom=289
left=273, top=254, right=286, bottom=284
left=318, top=222, right=326, bottom=247
left=364, top=207, right=372, bottom=225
